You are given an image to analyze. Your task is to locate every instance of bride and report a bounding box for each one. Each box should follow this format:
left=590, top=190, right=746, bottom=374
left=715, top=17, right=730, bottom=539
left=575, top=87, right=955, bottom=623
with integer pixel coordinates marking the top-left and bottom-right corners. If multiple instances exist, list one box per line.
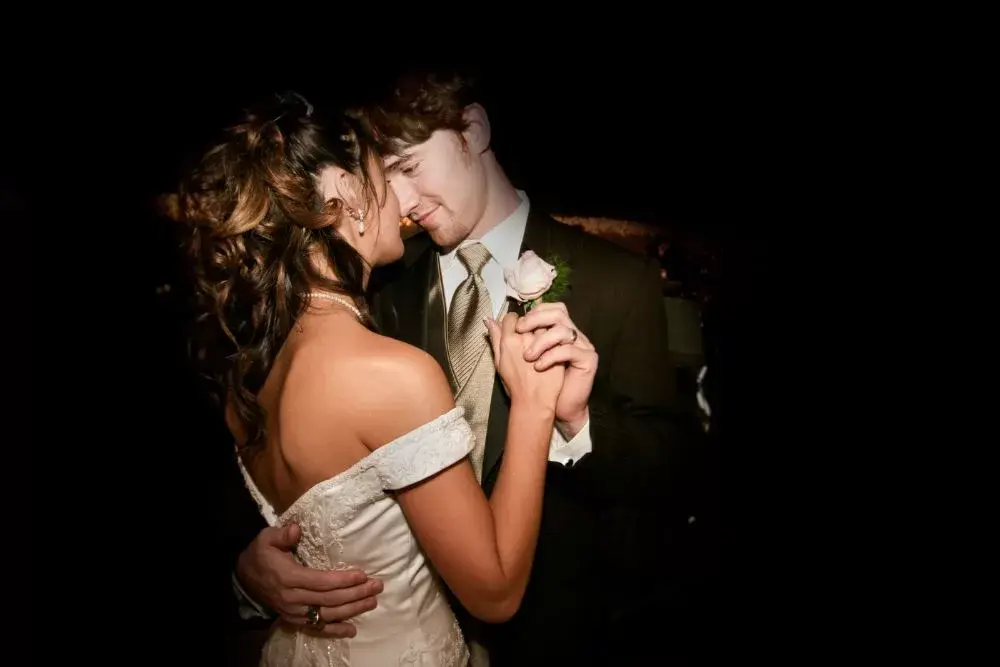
left=169, top=92, right=562, bottom=666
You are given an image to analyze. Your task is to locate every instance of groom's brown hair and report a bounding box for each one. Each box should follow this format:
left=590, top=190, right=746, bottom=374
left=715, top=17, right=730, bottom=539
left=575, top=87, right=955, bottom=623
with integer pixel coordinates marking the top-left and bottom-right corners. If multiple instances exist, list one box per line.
left=362, top=66, right=483, bottom=156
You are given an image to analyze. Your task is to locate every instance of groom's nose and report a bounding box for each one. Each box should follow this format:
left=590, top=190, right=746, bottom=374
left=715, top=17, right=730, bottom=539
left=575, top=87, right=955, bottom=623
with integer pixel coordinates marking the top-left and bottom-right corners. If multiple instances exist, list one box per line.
left=389, top=177, right=418, bottom=217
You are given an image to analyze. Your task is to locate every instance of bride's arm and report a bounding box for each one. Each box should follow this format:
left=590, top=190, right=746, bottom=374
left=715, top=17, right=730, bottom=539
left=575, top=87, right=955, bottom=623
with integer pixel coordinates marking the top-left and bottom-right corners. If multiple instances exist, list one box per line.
left=351, top=332, right=558, bottom=623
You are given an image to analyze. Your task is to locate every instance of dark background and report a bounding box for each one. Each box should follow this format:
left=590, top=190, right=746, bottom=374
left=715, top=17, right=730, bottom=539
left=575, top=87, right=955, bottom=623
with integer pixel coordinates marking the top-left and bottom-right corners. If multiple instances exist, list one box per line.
left=27, top=52, right=777, bottom=664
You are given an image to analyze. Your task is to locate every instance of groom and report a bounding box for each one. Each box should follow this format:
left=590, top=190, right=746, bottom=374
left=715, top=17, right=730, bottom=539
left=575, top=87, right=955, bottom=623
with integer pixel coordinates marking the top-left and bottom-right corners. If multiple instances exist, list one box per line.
left=232, top=69, right=709, bottom=665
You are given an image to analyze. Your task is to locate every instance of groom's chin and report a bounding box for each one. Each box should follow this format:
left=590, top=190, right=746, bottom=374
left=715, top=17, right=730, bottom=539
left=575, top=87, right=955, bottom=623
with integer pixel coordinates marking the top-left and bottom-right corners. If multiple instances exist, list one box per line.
left=422, top=222, right=464, bottom=251
left=425, top=228, right=454, bottom=249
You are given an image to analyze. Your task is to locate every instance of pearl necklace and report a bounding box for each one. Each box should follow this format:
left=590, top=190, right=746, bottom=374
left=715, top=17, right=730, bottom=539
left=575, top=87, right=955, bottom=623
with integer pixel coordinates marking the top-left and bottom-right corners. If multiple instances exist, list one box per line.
left=305, top=292, right=363, bottom=321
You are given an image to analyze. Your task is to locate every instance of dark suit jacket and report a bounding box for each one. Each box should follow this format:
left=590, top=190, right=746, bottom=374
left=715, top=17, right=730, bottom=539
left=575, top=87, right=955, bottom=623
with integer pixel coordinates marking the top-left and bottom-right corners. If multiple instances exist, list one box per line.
left=371, top=211, right=713, bottom=665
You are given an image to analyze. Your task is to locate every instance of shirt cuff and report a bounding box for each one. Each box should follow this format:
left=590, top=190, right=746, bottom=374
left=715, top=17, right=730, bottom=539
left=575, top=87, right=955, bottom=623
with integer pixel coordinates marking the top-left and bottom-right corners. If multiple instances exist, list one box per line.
left=232, top=570, right=272, bottom=620
left=547, top=419, right=592, bottom=467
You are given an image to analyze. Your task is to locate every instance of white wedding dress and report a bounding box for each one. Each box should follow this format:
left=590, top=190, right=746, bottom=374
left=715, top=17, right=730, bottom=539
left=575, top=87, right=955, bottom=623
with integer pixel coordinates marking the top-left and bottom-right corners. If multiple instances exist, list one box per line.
left=239, top=407, right=473, bottom=666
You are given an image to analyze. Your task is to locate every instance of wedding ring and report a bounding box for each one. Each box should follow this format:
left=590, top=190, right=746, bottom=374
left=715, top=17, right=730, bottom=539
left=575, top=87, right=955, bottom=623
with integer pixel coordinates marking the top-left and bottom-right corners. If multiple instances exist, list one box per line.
left=567, top=328, right=578, bottom=345
left=306, top=605, right=324, bottom=628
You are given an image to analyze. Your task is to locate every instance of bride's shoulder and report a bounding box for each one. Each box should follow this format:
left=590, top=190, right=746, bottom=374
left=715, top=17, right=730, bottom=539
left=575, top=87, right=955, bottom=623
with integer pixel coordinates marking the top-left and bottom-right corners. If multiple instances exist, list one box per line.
left=291, top=329, right=436, bottom=383
left=357, top=336, right=451, bottom=401
left=286, top=334, right=456, bottom=450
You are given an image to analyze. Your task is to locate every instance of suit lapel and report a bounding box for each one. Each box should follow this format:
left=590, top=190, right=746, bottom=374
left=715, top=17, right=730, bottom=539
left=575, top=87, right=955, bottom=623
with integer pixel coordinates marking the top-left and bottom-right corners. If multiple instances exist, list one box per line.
left=391, top=243, right=454, bottom=391
left=482, top=210, right=572, bottom=488
left=523, top=209, right=576, bottom=305
left=480, top=376, right=511, bottom=496
left=520, top=208, right=552, bottom=260
left=424, top=256, right=456, bottom=394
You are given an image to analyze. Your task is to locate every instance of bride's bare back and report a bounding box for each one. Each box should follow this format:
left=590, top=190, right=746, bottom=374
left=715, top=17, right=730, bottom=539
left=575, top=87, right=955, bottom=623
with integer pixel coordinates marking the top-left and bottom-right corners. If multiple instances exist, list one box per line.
left=232, top=304, right=427, bottom=515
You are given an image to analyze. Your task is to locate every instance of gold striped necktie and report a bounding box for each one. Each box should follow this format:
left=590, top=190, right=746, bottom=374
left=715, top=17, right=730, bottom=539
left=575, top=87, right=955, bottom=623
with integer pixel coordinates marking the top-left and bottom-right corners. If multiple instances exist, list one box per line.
left=448, top=243, right=493, bottom=387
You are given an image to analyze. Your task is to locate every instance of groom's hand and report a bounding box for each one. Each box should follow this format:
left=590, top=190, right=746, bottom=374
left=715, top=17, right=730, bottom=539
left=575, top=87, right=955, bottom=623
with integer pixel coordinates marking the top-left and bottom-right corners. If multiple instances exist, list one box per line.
left=517, top=302, right=597, bottom=438
left=237, top=524, right=383, bottom=637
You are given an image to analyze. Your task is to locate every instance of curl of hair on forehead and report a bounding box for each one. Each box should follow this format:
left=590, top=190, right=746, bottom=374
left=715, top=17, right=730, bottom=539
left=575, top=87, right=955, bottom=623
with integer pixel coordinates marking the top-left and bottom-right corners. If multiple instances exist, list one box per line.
left=358, top=67, right=481, bottom=157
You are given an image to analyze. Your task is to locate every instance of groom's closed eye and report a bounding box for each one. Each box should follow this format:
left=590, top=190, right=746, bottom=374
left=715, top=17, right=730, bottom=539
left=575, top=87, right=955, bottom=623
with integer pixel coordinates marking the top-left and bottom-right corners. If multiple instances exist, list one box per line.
left=386, top=156, right=419, bottom=177
left=395, top=161, right=419, bottom=177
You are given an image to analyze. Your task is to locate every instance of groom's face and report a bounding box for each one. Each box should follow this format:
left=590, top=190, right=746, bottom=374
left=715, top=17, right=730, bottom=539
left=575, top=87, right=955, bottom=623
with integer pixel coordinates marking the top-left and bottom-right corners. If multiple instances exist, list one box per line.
left=384, top=109, right=490, bottom=251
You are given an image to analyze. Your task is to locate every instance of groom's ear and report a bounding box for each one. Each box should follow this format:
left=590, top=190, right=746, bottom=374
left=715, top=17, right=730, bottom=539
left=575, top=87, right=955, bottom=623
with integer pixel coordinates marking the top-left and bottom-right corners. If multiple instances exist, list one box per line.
left=461, top=103, right=491, bottom=155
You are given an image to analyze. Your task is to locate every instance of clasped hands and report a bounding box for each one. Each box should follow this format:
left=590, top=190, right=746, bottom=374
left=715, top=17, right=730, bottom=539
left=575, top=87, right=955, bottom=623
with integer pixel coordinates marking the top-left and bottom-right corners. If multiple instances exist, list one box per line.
left=508, top=301, right=597, bottom=439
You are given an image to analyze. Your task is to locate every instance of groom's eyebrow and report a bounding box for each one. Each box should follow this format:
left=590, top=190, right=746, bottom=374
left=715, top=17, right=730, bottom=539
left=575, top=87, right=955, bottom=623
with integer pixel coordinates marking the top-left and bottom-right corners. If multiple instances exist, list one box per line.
left=385, top=150, right=418, bottom=172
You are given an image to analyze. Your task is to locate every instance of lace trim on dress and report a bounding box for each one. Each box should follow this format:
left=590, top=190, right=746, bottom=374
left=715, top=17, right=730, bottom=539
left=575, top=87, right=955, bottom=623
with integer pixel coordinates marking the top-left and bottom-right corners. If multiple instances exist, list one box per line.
left=237, top=407, right=469, bottom=524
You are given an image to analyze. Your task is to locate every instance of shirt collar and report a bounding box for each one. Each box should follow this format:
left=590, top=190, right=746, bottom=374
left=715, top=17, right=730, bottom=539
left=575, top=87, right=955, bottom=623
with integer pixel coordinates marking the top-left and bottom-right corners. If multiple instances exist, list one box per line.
left=440, top=190, right=530, bottom=271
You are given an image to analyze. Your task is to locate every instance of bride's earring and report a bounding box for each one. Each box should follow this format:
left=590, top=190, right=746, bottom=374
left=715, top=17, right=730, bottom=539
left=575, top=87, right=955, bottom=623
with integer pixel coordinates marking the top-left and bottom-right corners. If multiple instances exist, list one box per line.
left=344, top=205, right=366, bottom=235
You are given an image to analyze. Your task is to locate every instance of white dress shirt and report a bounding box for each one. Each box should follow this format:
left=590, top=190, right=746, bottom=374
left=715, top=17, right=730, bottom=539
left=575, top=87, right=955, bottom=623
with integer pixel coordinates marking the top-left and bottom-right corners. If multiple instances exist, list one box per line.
left=438, top=191, right=592, bottom=466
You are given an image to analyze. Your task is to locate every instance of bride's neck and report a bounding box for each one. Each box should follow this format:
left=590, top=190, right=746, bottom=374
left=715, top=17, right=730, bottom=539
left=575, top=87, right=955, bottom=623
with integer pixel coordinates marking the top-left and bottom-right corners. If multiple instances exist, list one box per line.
left=311, top=256, right=370, bottom=292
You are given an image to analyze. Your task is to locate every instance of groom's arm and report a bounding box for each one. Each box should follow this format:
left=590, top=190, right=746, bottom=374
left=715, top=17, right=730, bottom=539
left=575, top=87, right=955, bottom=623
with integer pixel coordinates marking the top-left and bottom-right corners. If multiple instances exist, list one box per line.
left=224, top=452, right=385, bottom=635
left=221, top=452, right=273, bottom=621
left=574, top=257, right=706, bottom=504
left=573, top=255, right=718, bottom=646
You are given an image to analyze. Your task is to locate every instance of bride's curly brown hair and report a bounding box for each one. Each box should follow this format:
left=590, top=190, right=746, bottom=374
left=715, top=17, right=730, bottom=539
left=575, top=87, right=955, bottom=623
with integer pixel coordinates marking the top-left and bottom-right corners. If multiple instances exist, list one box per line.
left=162, top=92, right=385, bottom=456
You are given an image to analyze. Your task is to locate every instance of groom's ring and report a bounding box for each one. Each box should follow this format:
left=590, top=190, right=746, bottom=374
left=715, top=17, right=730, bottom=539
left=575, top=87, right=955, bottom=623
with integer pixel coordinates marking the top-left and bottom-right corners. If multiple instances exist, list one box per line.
left=567, top=328, right=578, bottom=345
left=306, top=605, right=324, bottom=628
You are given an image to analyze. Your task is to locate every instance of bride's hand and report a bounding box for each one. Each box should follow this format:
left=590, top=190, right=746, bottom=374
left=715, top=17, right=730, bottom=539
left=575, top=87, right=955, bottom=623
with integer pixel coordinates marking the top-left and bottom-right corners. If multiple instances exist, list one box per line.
left=485, top=313, right=564, bottom=412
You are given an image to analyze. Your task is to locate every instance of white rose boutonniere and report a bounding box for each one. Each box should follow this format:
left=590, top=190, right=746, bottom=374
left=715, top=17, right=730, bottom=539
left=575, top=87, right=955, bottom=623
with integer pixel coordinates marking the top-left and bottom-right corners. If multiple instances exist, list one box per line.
left=504, top=250, right=571, bottom=311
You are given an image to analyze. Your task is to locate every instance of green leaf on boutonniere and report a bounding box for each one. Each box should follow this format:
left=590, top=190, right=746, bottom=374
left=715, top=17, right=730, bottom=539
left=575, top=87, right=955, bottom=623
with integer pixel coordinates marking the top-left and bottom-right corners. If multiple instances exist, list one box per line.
left=540, top=254, right=572, bottom=303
